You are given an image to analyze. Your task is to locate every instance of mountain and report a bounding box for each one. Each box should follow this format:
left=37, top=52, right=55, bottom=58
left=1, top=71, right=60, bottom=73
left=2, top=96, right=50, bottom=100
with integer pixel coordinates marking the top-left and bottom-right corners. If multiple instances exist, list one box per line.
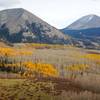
left=67, top=14, right=100, bottom=30
left=61, top=14, right=100, bottom=49
left=0, top=8, right=71, bottom=44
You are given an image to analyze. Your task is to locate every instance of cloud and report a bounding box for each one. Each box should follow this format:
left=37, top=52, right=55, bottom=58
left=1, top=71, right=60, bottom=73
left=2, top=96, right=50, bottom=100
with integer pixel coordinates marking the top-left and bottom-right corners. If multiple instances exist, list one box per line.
left=0, top=0, right=20, bottom=7
left=91, top=0, right=100, bottom=1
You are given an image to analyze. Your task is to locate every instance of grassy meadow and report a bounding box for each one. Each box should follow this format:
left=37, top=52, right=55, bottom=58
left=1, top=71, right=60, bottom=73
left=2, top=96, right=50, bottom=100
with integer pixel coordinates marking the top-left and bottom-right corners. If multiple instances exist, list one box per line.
left=0, top=42, right=100, bottom=99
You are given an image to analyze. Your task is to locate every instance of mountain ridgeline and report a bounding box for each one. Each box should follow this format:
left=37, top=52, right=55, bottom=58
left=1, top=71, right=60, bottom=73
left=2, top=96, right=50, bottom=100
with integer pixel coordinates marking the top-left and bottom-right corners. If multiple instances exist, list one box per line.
left=0, top=8, right=100, bottom=49
left=0, top=8, right=71, bottom=44
left=61, top=15, right=100, bottom=49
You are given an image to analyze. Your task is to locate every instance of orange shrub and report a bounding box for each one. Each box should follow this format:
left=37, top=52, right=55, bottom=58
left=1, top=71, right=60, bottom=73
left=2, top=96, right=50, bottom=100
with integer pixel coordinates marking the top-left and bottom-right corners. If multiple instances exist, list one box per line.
left=66, top=64, right=89, bottom=71
left=0, top=61, right=59, bottom=77
left=23, top=62, right=59, bottom=77
left=0, top=47, right=33, bottom=57
left=83, top=54, right=100, bottom=65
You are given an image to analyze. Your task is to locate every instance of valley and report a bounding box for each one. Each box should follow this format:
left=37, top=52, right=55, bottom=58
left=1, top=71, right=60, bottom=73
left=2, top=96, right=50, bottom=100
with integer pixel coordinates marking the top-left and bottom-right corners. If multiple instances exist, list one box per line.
left=0, top=8, right=100, bottom=100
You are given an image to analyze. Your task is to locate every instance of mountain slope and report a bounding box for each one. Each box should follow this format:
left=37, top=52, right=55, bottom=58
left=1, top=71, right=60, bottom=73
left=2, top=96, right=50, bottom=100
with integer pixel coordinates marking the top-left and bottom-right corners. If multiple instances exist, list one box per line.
left=61, top=14, right=100, bottom=49
left=0, top=8, right=71, bottom=44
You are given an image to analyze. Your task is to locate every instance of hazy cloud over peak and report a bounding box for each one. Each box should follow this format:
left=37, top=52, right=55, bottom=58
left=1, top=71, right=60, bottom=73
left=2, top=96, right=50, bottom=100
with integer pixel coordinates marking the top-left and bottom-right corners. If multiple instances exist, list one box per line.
left=0, top=0, right=20, bottom=7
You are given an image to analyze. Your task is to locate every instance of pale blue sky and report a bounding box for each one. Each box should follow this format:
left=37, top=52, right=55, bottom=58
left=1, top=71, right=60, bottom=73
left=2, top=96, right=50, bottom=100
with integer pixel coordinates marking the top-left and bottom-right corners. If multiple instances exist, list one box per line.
left=0, top=0, right=100, bottom=28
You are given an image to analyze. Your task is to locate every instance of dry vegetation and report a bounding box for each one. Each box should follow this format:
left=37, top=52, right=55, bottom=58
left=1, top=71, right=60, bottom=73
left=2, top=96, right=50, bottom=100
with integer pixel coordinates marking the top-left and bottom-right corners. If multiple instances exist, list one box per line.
left=0, top=78, right=100, bottom=100
left=0, top=43, right=100, bottom=99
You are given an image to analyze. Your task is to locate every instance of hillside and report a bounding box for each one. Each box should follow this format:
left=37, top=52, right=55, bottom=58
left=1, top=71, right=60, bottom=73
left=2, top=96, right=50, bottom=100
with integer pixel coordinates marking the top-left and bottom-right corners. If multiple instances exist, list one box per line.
left=61, top=14, right=100, bottom=49
left=0, top=43, right=100, bottom=99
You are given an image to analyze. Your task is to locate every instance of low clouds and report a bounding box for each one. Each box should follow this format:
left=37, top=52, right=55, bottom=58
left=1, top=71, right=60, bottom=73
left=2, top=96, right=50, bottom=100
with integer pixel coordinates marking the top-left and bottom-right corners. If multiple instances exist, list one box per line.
left=91, top=0, right=100, bottom=1
left=0, top=0, right=20, bottom=7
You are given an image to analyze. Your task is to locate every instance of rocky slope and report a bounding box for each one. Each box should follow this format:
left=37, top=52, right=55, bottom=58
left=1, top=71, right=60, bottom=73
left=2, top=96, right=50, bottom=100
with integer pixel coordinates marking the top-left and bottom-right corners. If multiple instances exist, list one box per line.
left=0, top=8, right=71, bottom=44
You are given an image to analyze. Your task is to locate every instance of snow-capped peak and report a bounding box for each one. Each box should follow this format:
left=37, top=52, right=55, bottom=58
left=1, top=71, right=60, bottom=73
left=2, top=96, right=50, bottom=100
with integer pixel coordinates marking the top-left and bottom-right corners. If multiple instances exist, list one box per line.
left=88, top=15, right=94, bottom=21
left=67, top=14, right=100, bottom=30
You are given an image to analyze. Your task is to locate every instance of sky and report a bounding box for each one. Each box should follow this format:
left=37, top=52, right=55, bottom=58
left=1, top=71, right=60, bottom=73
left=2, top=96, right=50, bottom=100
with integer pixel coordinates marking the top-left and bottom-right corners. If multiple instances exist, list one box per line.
left=0, top=0, right=100, bottom=28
